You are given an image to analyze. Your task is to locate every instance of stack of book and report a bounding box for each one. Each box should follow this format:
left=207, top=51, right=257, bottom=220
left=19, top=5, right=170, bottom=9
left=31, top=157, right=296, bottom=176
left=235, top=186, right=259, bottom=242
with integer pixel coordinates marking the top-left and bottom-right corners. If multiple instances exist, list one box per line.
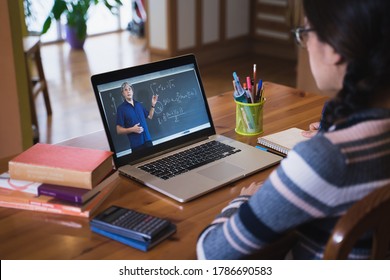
left=0, top=143, right=117, bottom=218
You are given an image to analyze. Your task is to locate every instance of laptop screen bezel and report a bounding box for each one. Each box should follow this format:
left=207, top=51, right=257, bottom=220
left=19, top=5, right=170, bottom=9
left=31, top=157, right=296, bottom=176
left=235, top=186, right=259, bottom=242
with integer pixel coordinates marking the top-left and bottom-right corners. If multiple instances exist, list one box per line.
left=91, top=54, right=216, bottom=167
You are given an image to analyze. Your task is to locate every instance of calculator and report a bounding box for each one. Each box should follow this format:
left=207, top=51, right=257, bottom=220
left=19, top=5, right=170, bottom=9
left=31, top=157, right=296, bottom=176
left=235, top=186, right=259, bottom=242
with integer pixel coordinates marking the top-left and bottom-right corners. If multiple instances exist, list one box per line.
left=90, top=205, right=173, bottom=242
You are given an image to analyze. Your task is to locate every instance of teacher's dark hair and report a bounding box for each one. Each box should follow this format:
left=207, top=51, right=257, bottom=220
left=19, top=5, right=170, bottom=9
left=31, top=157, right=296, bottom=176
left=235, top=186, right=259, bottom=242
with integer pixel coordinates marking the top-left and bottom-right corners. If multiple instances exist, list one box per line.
left=303, top=0, right=390, bottom=130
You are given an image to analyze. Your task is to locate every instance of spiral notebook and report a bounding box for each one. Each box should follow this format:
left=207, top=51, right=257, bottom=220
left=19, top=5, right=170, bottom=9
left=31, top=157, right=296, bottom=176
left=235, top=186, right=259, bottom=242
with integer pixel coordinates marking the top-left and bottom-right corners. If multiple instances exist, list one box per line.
left=257, top=128, right=308, bottom=156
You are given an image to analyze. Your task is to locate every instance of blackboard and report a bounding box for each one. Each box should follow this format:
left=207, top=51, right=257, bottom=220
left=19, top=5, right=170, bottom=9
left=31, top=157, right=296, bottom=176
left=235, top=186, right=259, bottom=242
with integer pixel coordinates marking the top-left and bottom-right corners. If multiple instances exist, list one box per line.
left=100, top=70, right=210, bottom=153
left=100, top=88, right=131, bottom=153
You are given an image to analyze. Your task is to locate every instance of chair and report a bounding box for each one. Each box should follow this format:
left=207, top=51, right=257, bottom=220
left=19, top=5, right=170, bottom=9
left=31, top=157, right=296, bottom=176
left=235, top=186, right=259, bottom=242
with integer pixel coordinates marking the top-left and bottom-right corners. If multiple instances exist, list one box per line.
left=323, top=185, right=390, bottom=259
left=23, top=36, right=52, bottom=141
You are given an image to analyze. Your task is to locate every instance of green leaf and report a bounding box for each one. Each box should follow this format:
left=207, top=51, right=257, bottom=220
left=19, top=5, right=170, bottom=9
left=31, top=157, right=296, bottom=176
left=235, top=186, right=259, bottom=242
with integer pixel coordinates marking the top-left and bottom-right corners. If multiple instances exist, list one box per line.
left=52, top=0, right=68, bottom=20
left=40, top=0, right=124, bottom=41
left=41, top=17, right=52, bottom=34
left=103, top=0, right=123, bottom=13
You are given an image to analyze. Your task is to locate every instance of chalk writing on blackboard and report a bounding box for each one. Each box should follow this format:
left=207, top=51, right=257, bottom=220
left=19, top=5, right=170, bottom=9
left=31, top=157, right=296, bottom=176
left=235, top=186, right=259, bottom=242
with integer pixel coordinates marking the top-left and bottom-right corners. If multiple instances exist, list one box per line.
left=159, top=88, right=198, bottom=106
left=149, top=79, right=175, bottom=95
left=157, top=107, right=185, bottom=125
left=153, top=101, right=164, bottom=114
left=109, top=93, right=118, bottom=116
left=151, top=84, right=199, bottom=126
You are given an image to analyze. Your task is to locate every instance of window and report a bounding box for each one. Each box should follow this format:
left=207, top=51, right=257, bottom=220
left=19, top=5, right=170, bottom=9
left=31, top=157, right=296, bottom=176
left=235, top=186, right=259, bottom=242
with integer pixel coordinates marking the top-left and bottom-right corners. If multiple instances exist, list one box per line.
left=24, top=0, right=132, bottom=43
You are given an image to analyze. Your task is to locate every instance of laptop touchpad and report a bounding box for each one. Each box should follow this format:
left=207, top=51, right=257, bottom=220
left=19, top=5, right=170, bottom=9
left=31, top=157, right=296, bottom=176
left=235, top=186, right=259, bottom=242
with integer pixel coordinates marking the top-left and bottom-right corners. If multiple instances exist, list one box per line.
left=197, top=162, right=244, bottom=181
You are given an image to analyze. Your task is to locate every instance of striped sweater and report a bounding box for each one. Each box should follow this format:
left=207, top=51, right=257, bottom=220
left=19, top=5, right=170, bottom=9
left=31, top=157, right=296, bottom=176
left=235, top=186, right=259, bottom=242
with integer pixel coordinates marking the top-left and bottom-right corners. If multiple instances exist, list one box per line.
left=197, top=109, right=390, bottom=260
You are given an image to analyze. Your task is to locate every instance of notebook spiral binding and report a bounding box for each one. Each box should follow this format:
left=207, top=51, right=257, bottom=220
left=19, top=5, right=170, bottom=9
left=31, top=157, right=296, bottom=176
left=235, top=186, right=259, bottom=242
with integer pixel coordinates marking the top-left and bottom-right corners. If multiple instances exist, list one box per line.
left=257, top=138, right=289, bottom=155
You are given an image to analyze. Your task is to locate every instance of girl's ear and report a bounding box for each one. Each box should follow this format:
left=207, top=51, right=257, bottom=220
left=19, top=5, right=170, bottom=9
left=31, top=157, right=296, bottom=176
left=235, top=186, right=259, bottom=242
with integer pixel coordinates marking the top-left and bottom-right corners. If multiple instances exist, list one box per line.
left=324, top=44, right=344, bottom=65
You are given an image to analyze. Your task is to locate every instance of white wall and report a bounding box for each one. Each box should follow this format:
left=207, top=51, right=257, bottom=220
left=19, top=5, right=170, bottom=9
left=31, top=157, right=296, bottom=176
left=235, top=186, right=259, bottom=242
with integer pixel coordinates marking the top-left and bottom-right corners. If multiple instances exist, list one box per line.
left=202, top=0, right=220, bottom=44
left=177, top=0, right=196, bottom=50
left=147, top=0, right=251, bottom=52
left=148, top=0, right=168, bottom=50
left=226, top=0, right=250, bottom=39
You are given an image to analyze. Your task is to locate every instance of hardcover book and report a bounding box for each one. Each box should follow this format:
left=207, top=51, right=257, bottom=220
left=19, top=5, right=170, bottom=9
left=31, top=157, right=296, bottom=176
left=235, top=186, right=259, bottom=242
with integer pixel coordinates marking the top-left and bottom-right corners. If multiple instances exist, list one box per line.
left=0, top=171, right=118, bottom=218
left=0, top=172, right=41, bottom=195
left=9, top=143, right=113, bottom=189
left=38, top=170, right=116, bottom=204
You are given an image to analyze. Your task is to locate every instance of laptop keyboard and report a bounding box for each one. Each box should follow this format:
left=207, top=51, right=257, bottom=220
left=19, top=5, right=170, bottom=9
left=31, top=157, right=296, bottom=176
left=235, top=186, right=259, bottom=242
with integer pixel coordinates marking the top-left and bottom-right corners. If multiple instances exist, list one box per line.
left=139, top=141, right=241, bottom=180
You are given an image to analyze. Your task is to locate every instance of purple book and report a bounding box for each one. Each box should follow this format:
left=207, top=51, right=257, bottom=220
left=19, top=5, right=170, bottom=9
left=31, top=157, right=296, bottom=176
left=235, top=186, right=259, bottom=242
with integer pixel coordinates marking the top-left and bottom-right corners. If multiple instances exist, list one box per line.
left=38, top=170, right=116, bottom=204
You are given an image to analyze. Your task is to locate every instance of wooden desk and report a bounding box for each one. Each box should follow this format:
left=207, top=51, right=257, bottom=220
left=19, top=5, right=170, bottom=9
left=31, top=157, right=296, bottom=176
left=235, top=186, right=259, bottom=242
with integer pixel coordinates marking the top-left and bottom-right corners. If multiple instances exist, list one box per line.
left=0, top=83, right=328, bottom=259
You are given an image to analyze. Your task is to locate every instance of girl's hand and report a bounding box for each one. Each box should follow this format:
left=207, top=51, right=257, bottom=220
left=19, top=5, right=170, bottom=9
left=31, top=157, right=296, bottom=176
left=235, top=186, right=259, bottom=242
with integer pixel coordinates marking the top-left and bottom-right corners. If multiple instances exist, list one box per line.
left=240, top=182, right=263, bottom=196
left=301, top=121, right=320, bottom=138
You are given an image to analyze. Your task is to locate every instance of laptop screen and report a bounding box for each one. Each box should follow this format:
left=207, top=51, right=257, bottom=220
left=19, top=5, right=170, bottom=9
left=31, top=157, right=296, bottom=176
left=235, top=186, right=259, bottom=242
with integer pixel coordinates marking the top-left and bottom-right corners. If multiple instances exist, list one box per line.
left=92, top=55, right=215, bottom=167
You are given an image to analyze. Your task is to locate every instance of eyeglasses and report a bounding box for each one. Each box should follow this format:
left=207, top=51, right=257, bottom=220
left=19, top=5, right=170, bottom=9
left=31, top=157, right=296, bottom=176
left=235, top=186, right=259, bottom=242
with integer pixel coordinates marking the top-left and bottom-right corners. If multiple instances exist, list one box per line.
left=291, top=27, right=315, bottom=48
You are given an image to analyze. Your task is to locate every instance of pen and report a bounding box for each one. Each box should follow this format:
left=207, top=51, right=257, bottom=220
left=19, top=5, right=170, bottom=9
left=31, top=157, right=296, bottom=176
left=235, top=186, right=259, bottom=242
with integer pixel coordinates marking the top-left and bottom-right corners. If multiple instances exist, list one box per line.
left=260, top=83, right=265, bottom=102
left=255, top=146, right=285, bottom=157
left=255, top=145, right=268, bottom=152
left=256, top=79, right=263, bottom=103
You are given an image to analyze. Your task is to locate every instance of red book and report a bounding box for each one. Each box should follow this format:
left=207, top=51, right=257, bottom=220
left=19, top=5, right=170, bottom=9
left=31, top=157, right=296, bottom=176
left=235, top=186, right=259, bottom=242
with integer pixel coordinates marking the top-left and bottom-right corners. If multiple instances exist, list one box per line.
left=9, top=143, right=113, bottom=190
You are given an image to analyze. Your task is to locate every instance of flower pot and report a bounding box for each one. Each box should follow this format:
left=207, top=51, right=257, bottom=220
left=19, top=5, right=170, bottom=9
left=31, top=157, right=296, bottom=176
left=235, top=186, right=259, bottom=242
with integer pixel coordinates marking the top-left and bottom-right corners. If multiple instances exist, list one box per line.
left=65, top=25, right=86, bottom=49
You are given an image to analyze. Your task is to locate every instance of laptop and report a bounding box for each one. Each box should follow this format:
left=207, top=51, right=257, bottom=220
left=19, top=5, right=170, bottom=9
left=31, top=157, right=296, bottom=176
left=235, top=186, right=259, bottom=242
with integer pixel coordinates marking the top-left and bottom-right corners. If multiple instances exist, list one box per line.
left=91, top=54, right=282, bottom=202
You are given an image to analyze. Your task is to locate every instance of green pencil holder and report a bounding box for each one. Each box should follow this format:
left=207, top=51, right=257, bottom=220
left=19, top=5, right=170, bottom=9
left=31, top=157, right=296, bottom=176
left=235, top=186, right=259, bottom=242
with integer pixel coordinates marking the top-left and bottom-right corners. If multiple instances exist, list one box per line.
left=235, top=99, right=265, bottom=136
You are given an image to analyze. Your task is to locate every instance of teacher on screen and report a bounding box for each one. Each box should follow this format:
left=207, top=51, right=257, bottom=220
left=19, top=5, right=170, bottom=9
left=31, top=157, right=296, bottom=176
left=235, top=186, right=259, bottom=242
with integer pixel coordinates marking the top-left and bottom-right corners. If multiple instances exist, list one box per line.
left=116, top=82, right=158, bottom=152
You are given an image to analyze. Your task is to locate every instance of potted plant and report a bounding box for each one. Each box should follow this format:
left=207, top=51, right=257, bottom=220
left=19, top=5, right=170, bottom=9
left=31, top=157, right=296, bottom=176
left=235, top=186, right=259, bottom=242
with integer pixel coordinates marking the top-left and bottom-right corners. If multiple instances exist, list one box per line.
left=41, top=0, right=123, bottom=49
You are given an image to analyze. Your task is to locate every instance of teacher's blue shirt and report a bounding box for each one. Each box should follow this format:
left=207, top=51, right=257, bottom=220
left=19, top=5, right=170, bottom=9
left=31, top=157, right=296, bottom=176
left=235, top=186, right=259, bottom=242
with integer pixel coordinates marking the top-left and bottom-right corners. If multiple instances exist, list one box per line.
left=116, top=100, right=151, bottom=149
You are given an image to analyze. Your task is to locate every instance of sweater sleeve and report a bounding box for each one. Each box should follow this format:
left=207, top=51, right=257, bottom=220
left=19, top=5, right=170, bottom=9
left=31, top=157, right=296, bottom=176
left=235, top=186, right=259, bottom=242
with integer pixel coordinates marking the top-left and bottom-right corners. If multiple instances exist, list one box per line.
left=197, top=136, right=347, bottom=260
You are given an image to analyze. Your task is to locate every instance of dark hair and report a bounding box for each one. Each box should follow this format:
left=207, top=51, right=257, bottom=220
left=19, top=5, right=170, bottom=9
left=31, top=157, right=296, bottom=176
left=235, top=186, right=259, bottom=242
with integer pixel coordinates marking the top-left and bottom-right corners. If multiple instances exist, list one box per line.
left=303, top=0, right=390, bottom=130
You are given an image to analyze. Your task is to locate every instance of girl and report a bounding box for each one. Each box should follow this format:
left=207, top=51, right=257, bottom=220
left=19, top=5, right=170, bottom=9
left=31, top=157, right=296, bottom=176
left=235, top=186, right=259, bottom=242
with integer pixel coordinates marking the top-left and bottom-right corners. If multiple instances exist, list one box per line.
left=197, top=0, right=390, bottom=259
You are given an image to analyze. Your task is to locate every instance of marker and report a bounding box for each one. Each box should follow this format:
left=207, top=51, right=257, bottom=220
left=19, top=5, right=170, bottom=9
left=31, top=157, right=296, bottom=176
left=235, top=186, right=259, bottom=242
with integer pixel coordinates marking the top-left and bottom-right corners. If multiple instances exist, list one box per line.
left=234, top=93, right=247, bottom=103
left=233, top=87, right=248, bottom=103
left=241, top=107, right=252, bottom=130
left=232, top=72, right=244, bottom=93
left=246, top=76, right=254, bottom=103
left=243, top=82, right=252, bottom=103
left=232, top=80, right=238, bottom=94
left=233, top=72, right=239, bottom=82
left=253, top=64, right=257, bottom=98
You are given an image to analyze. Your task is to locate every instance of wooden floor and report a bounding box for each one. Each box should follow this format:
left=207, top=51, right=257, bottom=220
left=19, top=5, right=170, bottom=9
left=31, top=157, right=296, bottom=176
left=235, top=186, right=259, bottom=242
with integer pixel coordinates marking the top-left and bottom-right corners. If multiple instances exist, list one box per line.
left=35, top=31, right=297, bottom=144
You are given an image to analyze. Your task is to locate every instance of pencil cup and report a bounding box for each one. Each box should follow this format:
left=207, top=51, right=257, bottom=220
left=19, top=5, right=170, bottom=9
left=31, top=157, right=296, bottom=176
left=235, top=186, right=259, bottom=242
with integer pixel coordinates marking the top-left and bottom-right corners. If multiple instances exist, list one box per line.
left=235, top=99, right=265, bottom=136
